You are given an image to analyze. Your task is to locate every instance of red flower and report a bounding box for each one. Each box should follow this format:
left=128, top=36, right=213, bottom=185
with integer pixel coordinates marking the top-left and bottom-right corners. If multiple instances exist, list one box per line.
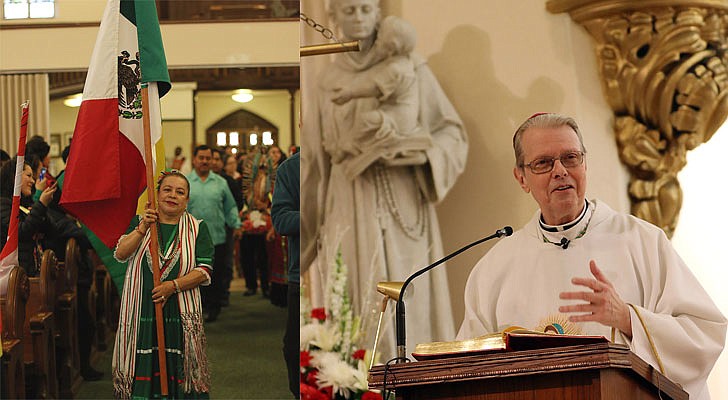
left=300, top=350, right=312, bottom=368
left=305, top=369, right=318, bottom=386
left=320, top=385, right=334, bottom=398
left=311, top=307, right=327, bottom=321
left=300, top=383, right=328, bottom=400
left=361, top=391, right=382, bottom=400
left=352, top=349, right=366, bottom=360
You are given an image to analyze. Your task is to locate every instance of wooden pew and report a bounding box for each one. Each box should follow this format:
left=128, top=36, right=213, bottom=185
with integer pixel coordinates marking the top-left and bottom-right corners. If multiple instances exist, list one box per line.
left=1, top=266, right=30, bottom=399
left=24, top=249, right=59, bottom=399
left=103, top=270, right=120, bottom=333
left=88, top=253, right=106, bottom=357
left=54, top=238, right=82, bottom=397
left=87, top=253, right=121, bottom=363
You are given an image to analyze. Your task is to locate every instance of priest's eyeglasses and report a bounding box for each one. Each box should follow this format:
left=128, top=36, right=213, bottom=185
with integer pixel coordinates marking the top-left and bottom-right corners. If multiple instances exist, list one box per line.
left=522, top=151, right=585, bottom=174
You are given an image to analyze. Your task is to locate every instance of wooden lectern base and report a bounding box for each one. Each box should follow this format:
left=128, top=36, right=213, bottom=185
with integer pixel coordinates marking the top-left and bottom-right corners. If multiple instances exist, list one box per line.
left=368, top=343, right=687, bottom=400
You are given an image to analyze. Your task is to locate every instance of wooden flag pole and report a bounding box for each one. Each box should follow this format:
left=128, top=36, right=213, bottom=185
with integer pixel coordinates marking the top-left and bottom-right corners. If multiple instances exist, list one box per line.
left=141, top=84, right=169, bottom=395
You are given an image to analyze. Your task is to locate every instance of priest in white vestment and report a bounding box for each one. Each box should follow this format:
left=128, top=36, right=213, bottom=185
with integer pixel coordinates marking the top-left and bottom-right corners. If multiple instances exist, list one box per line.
left=302, top=0, right=468, bottom=358
left=457, top=113, right=726, bottom=400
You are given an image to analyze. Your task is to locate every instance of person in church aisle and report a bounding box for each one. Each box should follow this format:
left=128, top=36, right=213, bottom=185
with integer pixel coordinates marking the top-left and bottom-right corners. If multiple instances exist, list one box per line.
left=271, top=148, right=299, bottom=399
left=212, top=147, right=244, bottom=210
left=223, top=151, right=242, bottom=182
left=0, top=156, right=57, bottom=277
left=240, top=146, right=273, bottom=298
left=264, top=145, right=288, bottom=307
left=457, top=113, right=726, bottom=400
left=222, top=151, right=244, bottom=300
left=112, top=170, right=212, bottom=399
left=211, top=147, right=243, bottom=308
left=186, top=145, right=242, bottom=323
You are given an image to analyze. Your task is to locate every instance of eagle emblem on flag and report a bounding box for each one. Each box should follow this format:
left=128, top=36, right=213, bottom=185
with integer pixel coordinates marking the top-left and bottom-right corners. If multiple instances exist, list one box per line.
left=118, top=50, right=142, bottom=119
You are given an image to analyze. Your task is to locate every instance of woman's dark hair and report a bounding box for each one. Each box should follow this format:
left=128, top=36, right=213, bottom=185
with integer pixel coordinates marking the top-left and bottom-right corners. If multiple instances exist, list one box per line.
left=26, top=135, right=51, bottom=160
left=0, top=157, right=31, bottom=198
left=0, top=159, right=15, bottom=198
left=25, top=154, right=42, bottom=177
left=269, top=145, right=287, bottom=166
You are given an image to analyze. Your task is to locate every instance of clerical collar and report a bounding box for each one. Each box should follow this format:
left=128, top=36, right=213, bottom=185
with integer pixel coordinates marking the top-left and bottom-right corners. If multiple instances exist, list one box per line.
left=539, top=200, right=595, bottom=250
left=539, top=200, right=589, bottom=232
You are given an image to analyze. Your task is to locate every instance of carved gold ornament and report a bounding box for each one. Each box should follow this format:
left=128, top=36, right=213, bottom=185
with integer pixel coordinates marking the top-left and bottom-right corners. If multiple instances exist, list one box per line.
left=548, top=0, right=728, bottom=236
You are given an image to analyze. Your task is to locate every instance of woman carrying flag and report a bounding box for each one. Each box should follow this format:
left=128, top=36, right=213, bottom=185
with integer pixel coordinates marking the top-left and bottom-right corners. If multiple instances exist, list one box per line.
left=113, top=170, right=213, bottom=399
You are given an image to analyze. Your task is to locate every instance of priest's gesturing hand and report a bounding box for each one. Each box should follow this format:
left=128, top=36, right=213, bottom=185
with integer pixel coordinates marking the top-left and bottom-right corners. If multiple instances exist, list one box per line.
left=558, top=260, right=633, bottom=338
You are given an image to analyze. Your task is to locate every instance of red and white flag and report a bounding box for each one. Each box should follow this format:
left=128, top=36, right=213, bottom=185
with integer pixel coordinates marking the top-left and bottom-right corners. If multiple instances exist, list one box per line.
left=60, top=0, right=170, bottom=261
left=0, top=102, right=30, bottom=347
left=0, top=102, right=29, bottom=275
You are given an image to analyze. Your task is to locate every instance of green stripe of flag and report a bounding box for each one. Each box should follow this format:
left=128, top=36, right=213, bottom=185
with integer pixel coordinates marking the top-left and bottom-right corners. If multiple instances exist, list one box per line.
left=83, top=225, right=127, bottom=294
left=121, top=0, right=171, bottom=96
left=49, top=172, right=126, bottom=293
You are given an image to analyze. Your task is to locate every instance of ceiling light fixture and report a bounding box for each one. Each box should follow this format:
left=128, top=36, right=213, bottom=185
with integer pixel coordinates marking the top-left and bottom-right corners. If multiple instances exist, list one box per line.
left=232, top=89, right=253, bottom=103
left=64, top=93, right=83, bottom=108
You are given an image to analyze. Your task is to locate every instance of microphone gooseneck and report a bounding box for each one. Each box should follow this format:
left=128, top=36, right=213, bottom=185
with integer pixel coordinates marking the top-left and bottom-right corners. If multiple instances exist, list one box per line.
left=394, top=226, right=513, bottom=362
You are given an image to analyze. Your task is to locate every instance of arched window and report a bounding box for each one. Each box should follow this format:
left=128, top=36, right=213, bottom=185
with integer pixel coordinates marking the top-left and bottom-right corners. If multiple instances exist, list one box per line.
left=205, top=109, right=278, bottom=151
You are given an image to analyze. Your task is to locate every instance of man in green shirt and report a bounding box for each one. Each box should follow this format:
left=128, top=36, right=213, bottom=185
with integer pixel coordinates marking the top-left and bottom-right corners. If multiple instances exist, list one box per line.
left=186, top=145, right=242, bottom=322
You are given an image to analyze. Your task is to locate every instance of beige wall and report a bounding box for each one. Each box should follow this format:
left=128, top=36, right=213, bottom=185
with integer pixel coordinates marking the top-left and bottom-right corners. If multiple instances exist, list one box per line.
left=0, top=0, right=297, bottom=72
left=49, top=98, right=78, bottom=135
left=388, top=0, right=629, bottom=328
left=162, top=120, right=194, bottom=166
left=0, top=21, right=298, bottom=72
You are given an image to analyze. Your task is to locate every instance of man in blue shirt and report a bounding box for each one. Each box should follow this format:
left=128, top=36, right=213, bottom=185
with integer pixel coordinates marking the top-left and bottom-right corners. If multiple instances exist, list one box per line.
left=187, top=145, right=242, bottom=322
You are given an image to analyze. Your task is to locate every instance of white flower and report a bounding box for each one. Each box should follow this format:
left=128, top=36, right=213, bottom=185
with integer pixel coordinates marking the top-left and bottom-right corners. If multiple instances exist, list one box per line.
left=310, top=350, right=340, bottom=370
left=248, top=210, right=267, bottom=228
left=300, top=323, right=322, bottom=351
left=300, top=242, right=376, bottom=399
left=310, top=323, right=341, bottom=352
left=353, top=360, right=369, bottom=391
left=316, top=356, right=361, bottom=398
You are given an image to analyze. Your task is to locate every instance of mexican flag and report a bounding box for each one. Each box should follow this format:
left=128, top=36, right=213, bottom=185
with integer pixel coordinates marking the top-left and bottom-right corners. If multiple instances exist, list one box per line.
left=0, top=102, right=30, bottom=356
left=60, top=0, right=170, bottom=290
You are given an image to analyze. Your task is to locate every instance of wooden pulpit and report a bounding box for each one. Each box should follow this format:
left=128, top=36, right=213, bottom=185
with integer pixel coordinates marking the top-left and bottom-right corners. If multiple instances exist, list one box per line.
left=368, top=343, right=688, bottom=400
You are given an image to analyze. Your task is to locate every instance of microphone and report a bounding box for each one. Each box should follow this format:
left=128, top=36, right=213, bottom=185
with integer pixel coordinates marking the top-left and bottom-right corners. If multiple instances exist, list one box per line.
left=394, top=226, right=514, bottom=362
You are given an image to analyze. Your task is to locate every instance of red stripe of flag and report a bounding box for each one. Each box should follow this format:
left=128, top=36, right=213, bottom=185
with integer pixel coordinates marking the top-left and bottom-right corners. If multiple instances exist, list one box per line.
left=0, top=102, right=30, bottom=343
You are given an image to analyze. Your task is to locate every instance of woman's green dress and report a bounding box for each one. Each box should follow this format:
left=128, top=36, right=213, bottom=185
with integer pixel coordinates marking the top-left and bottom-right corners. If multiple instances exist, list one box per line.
left=126, top=219, right=213, bottom=399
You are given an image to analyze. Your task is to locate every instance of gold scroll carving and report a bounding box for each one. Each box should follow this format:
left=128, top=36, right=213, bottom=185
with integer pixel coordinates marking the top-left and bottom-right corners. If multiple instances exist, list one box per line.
left=547, top=0, right=728, bottom=236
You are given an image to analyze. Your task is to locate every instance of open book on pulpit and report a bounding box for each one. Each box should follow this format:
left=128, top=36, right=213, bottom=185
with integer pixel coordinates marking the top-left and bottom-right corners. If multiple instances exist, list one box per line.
left=412, top=328, right=608, bottom=361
